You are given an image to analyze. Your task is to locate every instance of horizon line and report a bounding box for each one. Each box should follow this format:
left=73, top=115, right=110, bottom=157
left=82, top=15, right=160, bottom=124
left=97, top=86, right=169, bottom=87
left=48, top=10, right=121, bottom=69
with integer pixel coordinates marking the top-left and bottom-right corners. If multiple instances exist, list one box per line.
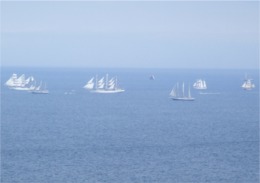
left=1, top=66, right=259, bottom=70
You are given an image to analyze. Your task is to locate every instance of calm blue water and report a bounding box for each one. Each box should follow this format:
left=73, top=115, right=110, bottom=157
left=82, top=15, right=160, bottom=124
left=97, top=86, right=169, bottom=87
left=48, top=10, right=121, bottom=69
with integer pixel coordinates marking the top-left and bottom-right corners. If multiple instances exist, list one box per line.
left=1, top=68, right=259, bottom=183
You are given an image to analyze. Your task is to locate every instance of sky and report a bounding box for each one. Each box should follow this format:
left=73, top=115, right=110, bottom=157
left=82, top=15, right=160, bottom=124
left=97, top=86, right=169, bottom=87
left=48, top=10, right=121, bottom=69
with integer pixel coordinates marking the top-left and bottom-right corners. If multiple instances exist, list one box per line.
left=1, top=1, right=259, bottom=69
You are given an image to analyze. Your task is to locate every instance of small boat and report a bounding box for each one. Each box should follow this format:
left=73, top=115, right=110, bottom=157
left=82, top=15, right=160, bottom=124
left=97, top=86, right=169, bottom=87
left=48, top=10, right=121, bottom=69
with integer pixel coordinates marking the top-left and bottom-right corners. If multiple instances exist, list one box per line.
left=83, top=74, right=125, bottom=94
left=193, top=79, right=207, bottom=90
left=149, top=75, right=155, bottom=80
left=170, top=82, right=195, bottom=101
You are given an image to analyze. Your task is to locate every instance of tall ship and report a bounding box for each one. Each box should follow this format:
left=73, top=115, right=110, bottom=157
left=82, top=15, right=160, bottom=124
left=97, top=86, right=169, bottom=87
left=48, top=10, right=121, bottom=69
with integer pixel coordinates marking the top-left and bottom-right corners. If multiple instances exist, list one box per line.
left=193, top=79, right=207, bottom=90
left=242, top=74, right=255, bottom=90
left=5, top=73, right=35, bottom=90
left=83, top=74, right=125, bottom=93
left=170, top=82, right=195, bottom=101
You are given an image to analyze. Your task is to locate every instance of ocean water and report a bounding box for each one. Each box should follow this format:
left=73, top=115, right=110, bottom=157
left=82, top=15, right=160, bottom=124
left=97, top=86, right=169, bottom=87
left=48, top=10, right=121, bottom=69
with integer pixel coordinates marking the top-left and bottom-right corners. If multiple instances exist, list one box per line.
left=1, top=68, right=259, bottom=183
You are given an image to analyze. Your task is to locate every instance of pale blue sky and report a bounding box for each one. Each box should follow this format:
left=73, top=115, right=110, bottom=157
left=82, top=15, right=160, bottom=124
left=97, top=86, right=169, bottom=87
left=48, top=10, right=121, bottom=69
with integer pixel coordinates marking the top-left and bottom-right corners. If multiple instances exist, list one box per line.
left=1, top=1, right=259, bottom=69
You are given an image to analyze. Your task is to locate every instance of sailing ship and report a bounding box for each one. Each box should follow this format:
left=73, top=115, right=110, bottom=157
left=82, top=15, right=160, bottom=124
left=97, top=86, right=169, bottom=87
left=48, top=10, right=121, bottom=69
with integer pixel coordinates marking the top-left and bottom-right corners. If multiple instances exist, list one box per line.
left=193, top=79, right=207, bottom=90
left=83, top=74, right=125, bottom=93
left=170, top=82, right=195, bottom=101
left=31, top=82, right=49, bottom=94
left=149, top=75, right=155, bottom=80
left=5, top=73, right=35, bottom=90
left=241, top=74, right=255, bottom=90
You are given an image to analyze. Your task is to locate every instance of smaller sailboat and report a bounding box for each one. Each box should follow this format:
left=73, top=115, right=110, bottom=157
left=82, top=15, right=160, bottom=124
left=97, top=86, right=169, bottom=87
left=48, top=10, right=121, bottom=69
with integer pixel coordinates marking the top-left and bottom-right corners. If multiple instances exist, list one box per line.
left=149, top=75, right=155, bottom=80
left=31, top=82, right=49, bottom=94
left=170, top=82, right=195, bottom=101
left=193, top=79, right=207, bottom=90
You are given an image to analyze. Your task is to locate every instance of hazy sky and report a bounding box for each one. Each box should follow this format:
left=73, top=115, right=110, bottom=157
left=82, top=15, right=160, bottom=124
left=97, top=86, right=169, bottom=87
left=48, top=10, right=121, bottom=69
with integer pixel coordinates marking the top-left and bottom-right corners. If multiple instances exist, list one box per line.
left=1, top=1, right=259, bottom=69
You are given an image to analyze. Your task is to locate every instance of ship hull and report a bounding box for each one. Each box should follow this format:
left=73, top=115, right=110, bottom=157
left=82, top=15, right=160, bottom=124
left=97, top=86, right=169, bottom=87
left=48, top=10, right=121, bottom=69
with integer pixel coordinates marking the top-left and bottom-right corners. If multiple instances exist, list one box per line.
left=90, top=89, right=125, bottom=94
left=31, top=90, right=49, bottom=94
left=171, top=97, right=195, bottom=101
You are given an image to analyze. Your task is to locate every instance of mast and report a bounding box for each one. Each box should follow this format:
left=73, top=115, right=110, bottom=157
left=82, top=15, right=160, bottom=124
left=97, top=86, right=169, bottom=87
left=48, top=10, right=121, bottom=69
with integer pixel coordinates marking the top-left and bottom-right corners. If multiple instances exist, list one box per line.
left=188, top=85, right=191, bottom=98
left=106, top=74, right=109, bottom=90
left=115, top=76, right=118, bottom=90
left=203, top=80, right=207, bottom=88
left=176, top=82, right=179, bottom=97
left=182, top=82, right=185, bottom=97
left=95, top=75, right=98, bottom=90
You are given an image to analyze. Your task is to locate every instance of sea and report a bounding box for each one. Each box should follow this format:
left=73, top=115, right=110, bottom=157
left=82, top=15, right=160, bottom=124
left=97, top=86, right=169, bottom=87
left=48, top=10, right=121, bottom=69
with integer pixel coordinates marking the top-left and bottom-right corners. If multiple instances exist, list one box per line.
left=1, top=67, right=259, bottom=183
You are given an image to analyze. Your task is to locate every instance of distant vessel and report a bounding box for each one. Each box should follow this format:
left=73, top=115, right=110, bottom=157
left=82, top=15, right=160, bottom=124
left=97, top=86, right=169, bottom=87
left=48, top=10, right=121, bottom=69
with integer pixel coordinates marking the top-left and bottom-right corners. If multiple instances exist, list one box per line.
left=170, top=82, right=195, bottom=101
left=242, top=74, right=255, bottom=90
left=149, top=75, right=155, bottom=80
left=31, top=82, right=49, bottom=94
left=83, top=74, right=125, bottom=93
left=5, top=73, right=35, bottom=90
left=193, top=79, right=207, bottom=90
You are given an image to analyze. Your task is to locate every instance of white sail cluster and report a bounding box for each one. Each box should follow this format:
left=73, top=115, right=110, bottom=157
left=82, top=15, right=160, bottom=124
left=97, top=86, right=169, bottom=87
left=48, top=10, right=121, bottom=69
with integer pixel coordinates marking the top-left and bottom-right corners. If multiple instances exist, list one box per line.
left=5, top=73, right=49, bottom=94
left=241, top=73, right=256, bottom=90
left=193, top=79, right=207, bottom=90
left=5, top=73, right=35, bottom=91
left=242, top=79, right=255, bottom=90
left=83, top=74, right=125, bottom=93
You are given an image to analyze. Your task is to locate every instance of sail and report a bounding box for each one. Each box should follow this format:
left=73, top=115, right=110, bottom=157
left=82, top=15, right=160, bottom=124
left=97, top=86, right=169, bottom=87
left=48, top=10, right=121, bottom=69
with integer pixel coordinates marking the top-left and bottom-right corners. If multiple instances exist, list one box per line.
left=97, top=78, right=105, bottom=89
left=170, top=87, right=176, bottom=97
left=242, top=79, right=255, bottom=90
left=203, top=80, right=207, bottom=88
left=84, top=77, right=94, bottom=89
left=16, top=74, right=26, bottom=87
left=188, top=86, right=191, bottom=98
left=36, top=81, right=42, bottom=90
left=242, top=82, right=247, bottom=88
left=170, top=82, right=194, bottom=101
left=109, top=78, right=114, bottom=84
left=98, top=77, right=104, bottom=84
left=107, top=78, right=115, bottom=90
left=84, top=74, right=125, bottom=93
left=193, top=79, right=207, bottom=89
left=5, top=73, right=18, bottom=86
left=29, top=85, right=36, bottom=90
left=108, top=83, right=115, bottom=90
left=25, top=76, right=34, bottom=85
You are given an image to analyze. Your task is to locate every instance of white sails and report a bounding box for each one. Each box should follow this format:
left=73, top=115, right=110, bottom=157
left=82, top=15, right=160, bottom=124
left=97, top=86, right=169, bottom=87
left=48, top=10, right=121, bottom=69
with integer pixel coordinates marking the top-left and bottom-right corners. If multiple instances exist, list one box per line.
left=242, top=74, right=255, bottom=90
left=83, top=74, right=125, bottom=93
left=83, top=77, right=95, bottom=89
left=170, top=82, right=195, bottom=101
left=242, top=80, right=255, bottom=90
left=31, top=82, right=49, bottom=94
left=5, top=73, right=49, bottom=93
left=193, top=79, right=207, bottom=90
left=5, top=73, right=35, bottom=90
left=241, top=74, right=255, bottom=90
left=5, top=73, right=18, bottom=87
